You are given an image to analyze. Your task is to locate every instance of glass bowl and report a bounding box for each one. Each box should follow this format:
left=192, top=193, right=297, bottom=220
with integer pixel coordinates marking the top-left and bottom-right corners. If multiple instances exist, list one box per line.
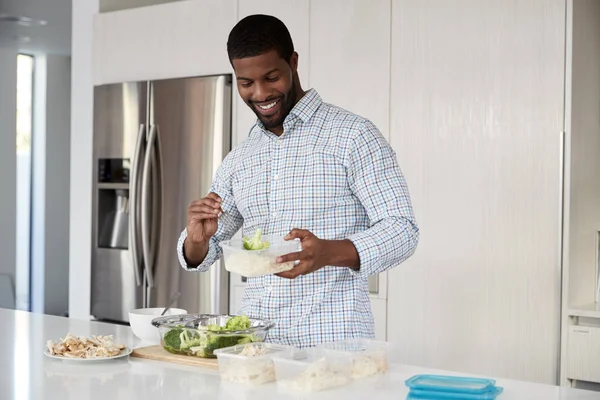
left=150, top=314, right=274, bottom=358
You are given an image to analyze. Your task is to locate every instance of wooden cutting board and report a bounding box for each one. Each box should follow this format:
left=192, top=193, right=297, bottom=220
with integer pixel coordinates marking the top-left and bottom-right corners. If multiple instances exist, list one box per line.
left=131, top=345, right=219, bottom=370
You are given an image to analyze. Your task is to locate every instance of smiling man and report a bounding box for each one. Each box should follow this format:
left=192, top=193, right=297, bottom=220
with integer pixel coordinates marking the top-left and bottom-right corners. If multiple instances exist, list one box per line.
left=177, top=14, right=419, bottom=347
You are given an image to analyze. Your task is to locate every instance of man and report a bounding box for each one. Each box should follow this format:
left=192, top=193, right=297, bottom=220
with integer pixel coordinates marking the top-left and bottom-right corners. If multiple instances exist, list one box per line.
left=177, top=14, right=419, bottom=348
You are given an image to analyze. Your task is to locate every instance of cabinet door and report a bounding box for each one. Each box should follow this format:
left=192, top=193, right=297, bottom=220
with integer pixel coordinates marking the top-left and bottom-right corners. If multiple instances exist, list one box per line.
left=309, top=0, right=391, bottom=137
left=233, top=0, right=310, bottom=146
left=93, top=0, right=236, bottom=84
left=388, top=0, right=565, bottom=384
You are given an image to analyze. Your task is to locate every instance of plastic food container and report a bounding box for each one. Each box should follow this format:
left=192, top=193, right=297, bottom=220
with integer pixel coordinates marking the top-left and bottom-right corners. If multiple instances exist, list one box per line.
left=214, top=342, right=296, bottom=385
left=150, top=314, right=274, bottom=358
left=405, top=375, right=504, bottom=399
left=272, top=348, right=352, bottom=392
left=317, top=339, right=389, bottom=379
left=219, top=235, right=301, bottom=277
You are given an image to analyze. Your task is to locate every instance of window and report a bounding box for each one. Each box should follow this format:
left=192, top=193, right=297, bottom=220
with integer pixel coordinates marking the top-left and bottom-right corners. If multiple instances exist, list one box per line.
left=15, top=54, right=34, bottom=311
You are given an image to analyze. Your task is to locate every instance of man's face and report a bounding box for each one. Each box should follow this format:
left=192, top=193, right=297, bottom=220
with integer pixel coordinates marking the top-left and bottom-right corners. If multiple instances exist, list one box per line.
left=232, top=50, right=298, bottom=132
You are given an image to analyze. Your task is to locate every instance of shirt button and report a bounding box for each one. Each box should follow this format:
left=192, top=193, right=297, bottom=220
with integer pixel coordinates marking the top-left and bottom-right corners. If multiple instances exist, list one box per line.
left=273, top=174, right=279, bottom=181
left=277, top=140, right=283, bottom=146
left=272, top=212, right=278, bottom=218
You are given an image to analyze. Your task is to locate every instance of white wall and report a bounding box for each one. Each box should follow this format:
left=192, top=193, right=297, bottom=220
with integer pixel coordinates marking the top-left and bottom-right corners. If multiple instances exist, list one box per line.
left=30, top=54, right=72, bottom=316
left=0, top=48, right=17, bottom=299
left=69, top=0, right=98, bottom=319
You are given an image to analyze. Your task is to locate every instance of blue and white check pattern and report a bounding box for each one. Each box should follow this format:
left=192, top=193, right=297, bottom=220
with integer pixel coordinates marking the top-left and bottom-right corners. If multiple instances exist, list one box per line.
left=177, top=89, right=419, bottom=348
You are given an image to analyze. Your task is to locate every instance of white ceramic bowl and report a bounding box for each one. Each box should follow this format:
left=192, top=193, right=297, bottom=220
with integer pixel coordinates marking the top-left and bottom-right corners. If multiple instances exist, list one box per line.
left=129, top=307, right=187, bottom=344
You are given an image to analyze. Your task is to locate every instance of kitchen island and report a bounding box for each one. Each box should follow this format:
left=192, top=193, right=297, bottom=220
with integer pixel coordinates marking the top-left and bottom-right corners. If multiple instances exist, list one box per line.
left=1, top=308, right=598, bottom=400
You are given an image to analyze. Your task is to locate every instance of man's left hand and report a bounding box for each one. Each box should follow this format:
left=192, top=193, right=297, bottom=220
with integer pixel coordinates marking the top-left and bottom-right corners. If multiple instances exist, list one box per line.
left=275, top=229, right=329, bottom=279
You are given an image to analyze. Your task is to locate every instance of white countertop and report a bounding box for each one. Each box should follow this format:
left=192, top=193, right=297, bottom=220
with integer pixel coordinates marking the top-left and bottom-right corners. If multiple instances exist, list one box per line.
left=1, top=308, right=599, bottom=400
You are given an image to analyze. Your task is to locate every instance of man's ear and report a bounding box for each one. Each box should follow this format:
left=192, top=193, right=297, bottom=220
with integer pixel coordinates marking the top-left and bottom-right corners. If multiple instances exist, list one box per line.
left=289, top=51, right=299, bottom=73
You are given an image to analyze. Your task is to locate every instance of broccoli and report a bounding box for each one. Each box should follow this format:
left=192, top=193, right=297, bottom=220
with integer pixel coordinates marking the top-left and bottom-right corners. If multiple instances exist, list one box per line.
left=204, top=335, right=243, bottom=356
left=179, top=328, right=207, bottom=351
left=243, top=229, right=270, bottom=250
left=225, top=315, right=251, bottom=331
left=163, top=327, right=184, bottom=353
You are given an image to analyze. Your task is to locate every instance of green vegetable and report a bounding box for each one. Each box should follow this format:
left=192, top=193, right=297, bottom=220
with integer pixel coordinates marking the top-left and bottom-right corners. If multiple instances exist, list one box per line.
left=162, top=315, right=258, bottom=358
left=243, top=229, right=270, bottom=250
left=162, top=327, right=184, bottom=353
left=225, top=315, right=251, bottom=331
left=182, top=328, right=208, bottom=351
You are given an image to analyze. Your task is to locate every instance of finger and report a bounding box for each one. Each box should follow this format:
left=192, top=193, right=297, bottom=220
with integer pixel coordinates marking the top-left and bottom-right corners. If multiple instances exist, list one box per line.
left=189, top=205, right=221, bottom=215
left=276, top=251, right=304, bottom=264
left=189, top=199, right=221, bottom=211
left=189, top=213, right=218, bottom=221
left=284, top=228, right=311, bottom=241
left=276, top=263, right=308, bottom=279
left=206, top=192, right=222, bottom=203
left=190, top=200, right=222, bottom=213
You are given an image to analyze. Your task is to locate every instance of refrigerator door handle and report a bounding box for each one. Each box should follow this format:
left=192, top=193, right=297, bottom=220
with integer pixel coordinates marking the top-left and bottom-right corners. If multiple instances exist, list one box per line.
left=151, top=124, right=164, bottom=290
left=129, top=123, right=145, bottom=286
left=141, top=125, right=157, bottom=288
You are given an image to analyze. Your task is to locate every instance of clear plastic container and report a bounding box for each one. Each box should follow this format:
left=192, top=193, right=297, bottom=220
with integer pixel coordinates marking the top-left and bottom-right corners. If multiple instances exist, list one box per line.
left=214, top=342, right=296, bottom=385
left=150, top=314, right=274, bottom=358
left=272, top=348, right=352, bottom=392
left=219, top=235, right=301, bottom=277
left=317, top=339, right=389, bottom=379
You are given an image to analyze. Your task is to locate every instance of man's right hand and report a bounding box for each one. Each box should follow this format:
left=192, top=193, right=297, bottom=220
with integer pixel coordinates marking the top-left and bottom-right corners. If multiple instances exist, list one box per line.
left=183, top=192, right=223, bottom=265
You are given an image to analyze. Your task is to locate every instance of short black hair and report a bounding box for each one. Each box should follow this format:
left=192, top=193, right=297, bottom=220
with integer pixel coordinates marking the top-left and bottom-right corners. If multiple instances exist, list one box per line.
left=227, top=14, right=295, bottom=63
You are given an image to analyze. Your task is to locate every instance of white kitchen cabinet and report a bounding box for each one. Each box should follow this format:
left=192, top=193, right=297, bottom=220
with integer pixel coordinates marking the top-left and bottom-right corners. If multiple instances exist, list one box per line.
left=388, top=0, right=565, bottom=384
left=234, top=0, right=310, bottom=146
left=93, top=0, right=236, bottom=85
left=308, top=0, right=391, bottom=137
left=567, top=324, right=600, bottom=383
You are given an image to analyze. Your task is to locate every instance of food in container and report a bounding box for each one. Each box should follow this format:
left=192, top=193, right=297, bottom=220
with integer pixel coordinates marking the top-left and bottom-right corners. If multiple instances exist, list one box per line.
left=272, top=348, right=352, bottom=392
left=317, top=339, right=389, bottom=379
left=219, top=229, right=301, bottom=277
left=214, top=342, right=295, bottom=385
left=151, top=314, right=274, bottom=358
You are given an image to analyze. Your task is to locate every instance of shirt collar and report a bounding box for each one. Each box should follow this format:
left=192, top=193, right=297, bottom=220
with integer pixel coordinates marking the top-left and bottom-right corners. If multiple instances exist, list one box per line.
left=255, top=89, right=322, bottom=134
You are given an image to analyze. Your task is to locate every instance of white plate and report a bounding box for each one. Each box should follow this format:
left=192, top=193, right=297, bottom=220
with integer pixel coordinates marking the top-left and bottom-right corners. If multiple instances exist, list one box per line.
left=44, top=347, right=132, bottom=362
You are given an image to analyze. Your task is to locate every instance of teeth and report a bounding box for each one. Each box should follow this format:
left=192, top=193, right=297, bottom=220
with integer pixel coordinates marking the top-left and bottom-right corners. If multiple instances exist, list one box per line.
left=258, top=101, right=277, bottom=110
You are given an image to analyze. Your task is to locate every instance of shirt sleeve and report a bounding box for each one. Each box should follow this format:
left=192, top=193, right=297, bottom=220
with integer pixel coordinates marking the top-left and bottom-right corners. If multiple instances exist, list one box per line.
left=346, top=120, right=419, bottom=277
left=177, top=154, right=244, bottom=272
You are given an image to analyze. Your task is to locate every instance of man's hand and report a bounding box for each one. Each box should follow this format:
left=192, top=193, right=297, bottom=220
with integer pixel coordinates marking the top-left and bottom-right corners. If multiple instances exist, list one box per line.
left=275, top=229, right=360, bottom=279
left=275, top=229, right=328, bottom=279
left=183, top=192, right=223, bottom=265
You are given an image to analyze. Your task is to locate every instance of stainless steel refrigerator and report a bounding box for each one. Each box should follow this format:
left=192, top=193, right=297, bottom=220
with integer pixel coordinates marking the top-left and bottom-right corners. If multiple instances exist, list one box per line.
left=91, top=75, right=232, bottom=323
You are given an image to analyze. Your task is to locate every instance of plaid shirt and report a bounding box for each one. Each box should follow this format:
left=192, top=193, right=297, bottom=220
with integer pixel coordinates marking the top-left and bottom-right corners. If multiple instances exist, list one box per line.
left=177, top=89, right=419, bottom=348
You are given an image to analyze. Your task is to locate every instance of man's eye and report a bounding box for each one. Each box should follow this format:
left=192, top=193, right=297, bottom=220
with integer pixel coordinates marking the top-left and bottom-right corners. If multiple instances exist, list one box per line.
left=265, top=76, right=280, bottom=82
left=240, top=82, right=252, bottom=88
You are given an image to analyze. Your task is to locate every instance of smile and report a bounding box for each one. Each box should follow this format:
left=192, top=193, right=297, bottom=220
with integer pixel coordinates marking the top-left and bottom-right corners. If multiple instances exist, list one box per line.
left=253, top=98, right=281, bottom=116
left=258, top=100, right=278, bottom=110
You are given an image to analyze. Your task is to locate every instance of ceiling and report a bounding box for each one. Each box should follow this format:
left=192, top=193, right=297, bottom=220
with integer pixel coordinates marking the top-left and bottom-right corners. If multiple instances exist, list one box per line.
left=0, top=0, right=71, bottom=55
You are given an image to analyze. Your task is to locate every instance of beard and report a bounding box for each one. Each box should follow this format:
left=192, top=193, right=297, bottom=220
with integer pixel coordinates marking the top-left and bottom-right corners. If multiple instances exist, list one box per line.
left=249, top=81, right=298, bottom=130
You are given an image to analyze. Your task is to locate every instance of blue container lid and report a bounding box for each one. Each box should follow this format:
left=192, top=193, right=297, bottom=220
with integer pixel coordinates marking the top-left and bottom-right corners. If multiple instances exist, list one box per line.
left=407, top=386, right=504, bottom=400
left=405, top=374, right=497, bottom=394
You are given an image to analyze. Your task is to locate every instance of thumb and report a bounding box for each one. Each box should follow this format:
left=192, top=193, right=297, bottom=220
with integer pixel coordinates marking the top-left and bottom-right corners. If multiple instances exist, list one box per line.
left=284, top=228, right=311, bottom=241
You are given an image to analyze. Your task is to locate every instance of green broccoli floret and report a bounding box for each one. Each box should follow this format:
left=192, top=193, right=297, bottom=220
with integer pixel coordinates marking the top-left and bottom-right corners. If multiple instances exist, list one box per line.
left=163, top=327, right=184, bottom=353
left=225, top=315, right=251, bottom=331
left=204, top=334, right=244, bottom=356
left=243, top=229, right=270, bottom=250
left=179, top=328, right=206, bottom=351
left=236, top=335, right=254, bottom=345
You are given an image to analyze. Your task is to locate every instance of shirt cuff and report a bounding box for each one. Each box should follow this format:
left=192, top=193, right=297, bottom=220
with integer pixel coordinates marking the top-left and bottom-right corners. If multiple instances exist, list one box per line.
left=177, top=229, right=220, bottom=272
left=347, top=230, right=383, bottom=277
